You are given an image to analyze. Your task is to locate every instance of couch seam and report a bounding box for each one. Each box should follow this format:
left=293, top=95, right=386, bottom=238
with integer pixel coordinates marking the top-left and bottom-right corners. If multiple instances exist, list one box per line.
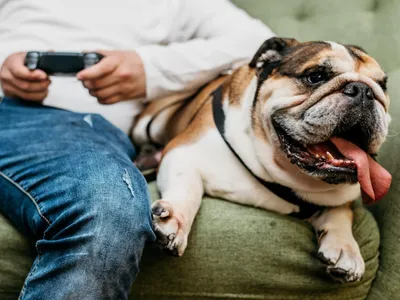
left=0, top=170, right=51, bottom=226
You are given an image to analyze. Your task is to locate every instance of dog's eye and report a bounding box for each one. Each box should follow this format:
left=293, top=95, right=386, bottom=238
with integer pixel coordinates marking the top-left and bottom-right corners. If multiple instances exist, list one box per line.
left=306, top=71, right=327, bottom=85
left=378, top=77, right=388, bottom=92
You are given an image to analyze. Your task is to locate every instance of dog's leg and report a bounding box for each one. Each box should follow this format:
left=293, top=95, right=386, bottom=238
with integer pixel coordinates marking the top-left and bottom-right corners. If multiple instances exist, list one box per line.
left=152, top=148, right=204, bottom=256
left=205, top=179, right=301, bottom=215
left=310, top=203, right=365, bottom=282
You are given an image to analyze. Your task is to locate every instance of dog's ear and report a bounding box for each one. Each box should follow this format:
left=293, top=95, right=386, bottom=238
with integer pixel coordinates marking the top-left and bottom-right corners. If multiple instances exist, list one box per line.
left=345, top=44, right=368, bottom=54
left=249, top=37, right=300, bottom=70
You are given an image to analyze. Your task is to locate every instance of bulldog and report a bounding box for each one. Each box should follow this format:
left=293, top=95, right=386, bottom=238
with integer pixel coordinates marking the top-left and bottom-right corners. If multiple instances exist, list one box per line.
left=132, top=37, right=392, bottom=283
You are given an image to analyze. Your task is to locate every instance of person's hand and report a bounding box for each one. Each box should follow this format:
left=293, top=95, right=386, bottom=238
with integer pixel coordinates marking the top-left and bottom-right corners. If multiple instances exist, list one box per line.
left=77, top=51, right=146, bottom=104
left=0, top=52, right=50, bottom=102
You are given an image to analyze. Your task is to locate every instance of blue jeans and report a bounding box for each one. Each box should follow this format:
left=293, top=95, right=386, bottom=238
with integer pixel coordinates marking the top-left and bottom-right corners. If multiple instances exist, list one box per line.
left=0, top=97, right=156, bottom=299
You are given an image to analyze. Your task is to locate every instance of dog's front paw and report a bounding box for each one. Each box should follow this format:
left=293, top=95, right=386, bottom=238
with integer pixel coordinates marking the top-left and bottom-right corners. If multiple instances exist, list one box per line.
left=152, top=200, right=188, bottom=257
left=317, top=231, right=365, bottom=283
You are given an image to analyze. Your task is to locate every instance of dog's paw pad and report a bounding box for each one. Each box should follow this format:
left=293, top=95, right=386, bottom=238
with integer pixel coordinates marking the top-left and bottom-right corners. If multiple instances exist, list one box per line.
left=328, top=267, right=348, bottom=277
left=167, top=233, right=176, bottom=241
left=151, top=200, right=188, bottom=257
left=152, top=201, right=172, bottom=218
left=327, top=265, right=362, bottom=283
left=318, top=234, right=365, bottom=283
left=317, top=251, right=335, bottom=265
left=163, top=246, right=180, bottom=257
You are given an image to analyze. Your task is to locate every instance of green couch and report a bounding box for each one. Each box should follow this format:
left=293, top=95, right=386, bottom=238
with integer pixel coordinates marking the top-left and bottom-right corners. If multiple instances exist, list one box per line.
left=1, top=1, right=399, bottom=299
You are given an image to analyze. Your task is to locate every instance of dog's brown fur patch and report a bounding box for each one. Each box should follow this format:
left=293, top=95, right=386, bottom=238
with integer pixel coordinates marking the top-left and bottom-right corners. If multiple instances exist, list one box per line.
left=162, top=77, right=229, bottom=155
left=227, top=66, right=257, bottom=106
left=167, top=77, right=229, bottom=139
left=278, top=42, right=331, bottom=76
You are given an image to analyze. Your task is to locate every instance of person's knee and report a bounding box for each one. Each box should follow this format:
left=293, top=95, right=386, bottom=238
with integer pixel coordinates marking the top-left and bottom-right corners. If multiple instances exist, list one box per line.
left=88, top=169, right=155, bottom=276
left=47, top=157, right=155, bottom=264
left=88, top=201, right=154, bottom=274
left=85, top=161, right=155, bottom=243
left=35, top=163, right=154, bottom=296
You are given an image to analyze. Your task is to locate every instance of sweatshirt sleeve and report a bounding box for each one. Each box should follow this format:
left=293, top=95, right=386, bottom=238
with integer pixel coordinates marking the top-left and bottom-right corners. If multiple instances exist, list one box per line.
left=135, top=0, right=274, bottom=101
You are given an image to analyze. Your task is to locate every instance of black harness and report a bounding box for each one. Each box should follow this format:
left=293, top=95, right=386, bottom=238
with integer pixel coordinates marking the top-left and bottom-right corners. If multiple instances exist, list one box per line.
left=211, top=85, right=322, bottom=219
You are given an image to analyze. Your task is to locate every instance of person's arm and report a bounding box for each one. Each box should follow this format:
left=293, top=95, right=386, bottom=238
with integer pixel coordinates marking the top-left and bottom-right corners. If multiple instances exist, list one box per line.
left=78, top=0, right=274, bottom=104
left=136, top=0, right=274, bottom=101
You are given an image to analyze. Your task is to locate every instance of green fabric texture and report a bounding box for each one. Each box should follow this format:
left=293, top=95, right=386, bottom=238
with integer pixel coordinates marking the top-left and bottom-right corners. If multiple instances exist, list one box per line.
left=1, top=0, right=399, bottom=299
left=0, top=214, right=34, bottom=300
left=132, top=184, right=379, bottom=300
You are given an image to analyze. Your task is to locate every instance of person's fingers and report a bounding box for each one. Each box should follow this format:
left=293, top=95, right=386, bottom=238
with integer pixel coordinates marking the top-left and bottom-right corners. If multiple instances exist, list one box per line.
left=83, top=75, right=120, bottom=90
left=10, top=62, right=47, bottom=81
left=0, top=68, right=13, bottom=83
left=3, top=83, right=48, bottom=102
left=76, top=56, right=119, bottom=81
left=94, top=50, right=118, bottom=56
left=89, top=84, right=121, bottom=101
left=2, top=71, right=51, bottom=92
left=82, top=50, right=115, bottom=57
left=98, top=94, right=122, bottom=105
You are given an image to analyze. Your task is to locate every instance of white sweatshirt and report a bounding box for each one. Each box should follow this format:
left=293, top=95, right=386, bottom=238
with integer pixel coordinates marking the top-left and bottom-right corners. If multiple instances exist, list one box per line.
left=0, top=0, right=274, bottom=134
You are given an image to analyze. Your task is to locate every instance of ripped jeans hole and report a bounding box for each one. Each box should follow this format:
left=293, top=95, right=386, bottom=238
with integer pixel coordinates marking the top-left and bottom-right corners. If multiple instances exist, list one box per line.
left=122, top=169, right=135, bottom=197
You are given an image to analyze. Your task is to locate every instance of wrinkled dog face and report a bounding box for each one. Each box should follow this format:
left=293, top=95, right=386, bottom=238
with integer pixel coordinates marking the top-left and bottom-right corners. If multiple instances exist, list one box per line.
left=250, top=38, right=390, bottom=184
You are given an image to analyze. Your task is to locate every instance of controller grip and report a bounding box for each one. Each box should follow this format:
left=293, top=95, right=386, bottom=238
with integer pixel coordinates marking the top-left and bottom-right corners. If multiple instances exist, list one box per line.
left=83, top=52, right=104, bottom=69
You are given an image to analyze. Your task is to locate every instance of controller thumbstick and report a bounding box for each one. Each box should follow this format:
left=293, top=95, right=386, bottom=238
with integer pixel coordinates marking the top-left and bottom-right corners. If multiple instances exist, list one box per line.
left=25, top=52, right=40, bottom=70
left=83, top=53, right=102, bottom=69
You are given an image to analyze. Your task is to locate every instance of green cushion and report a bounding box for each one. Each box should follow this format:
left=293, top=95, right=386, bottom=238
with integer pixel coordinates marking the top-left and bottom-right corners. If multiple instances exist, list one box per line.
left=0, top=182, right=380, bottom=300
left=0, top=214, right=33, bottom=300
left=133, top=184, right=379, bottom=300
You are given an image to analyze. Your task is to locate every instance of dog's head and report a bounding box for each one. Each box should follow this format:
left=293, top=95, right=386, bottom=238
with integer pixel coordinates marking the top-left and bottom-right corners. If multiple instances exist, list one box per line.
left=249, top=37, right=391, bottom=202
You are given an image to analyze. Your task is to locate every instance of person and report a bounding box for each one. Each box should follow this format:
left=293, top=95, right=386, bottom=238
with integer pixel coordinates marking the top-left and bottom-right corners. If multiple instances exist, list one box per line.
left=0, top=0, right=274, bottom=299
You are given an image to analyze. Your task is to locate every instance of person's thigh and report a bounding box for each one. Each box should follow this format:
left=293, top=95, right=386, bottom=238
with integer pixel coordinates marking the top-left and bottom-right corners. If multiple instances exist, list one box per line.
left=0, top=97, right=155, bottom=299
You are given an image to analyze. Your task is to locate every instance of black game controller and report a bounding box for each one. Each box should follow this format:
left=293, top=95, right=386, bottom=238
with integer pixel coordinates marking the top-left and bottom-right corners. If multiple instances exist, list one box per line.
left=24, top=52, right=104, bottom=75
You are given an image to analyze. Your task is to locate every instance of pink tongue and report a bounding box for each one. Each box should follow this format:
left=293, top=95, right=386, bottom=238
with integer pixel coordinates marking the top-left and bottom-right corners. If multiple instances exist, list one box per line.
left=331, top=137, right=392, bottom=204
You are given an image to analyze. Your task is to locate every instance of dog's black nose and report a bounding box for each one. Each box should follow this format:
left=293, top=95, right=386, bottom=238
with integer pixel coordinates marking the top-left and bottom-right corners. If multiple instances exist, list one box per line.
left=343, top=82, right=374, bottom=100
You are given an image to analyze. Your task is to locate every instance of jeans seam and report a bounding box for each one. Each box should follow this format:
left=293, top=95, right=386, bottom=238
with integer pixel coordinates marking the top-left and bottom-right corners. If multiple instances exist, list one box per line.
left=0, top=170, right=51, bottom=226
